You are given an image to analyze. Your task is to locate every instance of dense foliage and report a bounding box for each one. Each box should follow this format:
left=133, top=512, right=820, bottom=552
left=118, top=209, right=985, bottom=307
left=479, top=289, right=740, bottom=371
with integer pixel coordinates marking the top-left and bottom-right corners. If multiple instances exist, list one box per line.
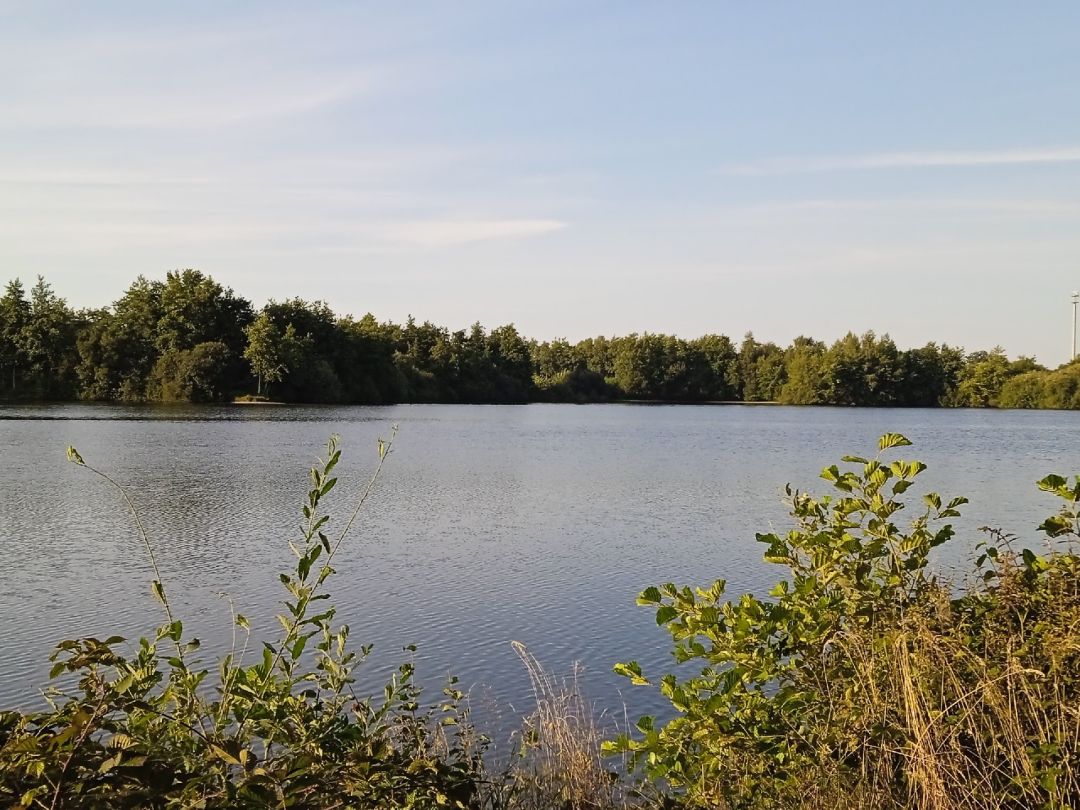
left=609, top=435, right=1080, bottom=809
left=1, top=272, right=1076, bottom=407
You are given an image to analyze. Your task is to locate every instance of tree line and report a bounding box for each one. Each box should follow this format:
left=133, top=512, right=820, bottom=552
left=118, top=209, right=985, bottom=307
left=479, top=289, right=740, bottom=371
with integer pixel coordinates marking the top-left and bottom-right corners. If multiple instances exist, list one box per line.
left=2, top=270, right=1078, bottom=408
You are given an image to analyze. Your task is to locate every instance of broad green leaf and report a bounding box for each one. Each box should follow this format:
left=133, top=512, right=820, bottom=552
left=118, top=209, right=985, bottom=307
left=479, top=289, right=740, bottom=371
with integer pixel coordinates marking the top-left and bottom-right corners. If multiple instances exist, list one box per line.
left=878, top=433, right=912, bottom=451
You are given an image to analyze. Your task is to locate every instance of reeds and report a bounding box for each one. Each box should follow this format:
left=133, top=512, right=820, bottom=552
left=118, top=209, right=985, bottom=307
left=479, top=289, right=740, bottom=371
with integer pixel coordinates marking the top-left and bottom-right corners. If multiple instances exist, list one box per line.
left=504, top=641, right=634, bottom=810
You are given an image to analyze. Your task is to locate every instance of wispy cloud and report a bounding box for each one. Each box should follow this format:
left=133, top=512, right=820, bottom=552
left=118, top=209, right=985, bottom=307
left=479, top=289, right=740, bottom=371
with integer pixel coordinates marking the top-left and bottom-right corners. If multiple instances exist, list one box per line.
left=2, top=76, right=368, bottom=131
left=0, top=210, right=569, bottom=253
left=0, top=168, right=216, bottom=187
left=375, top=218, right=567, bottom=247
left=720, top=146, right=1080, bottom=175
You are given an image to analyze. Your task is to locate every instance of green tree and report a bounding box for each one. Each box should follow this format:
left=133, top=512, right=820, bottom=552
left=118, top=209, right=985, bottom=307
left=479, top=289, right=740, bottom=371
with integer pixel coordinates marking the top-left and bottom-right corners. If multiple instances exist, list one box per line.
left=779, top=339, right=827, bottom=404
left=156, top=270, right=252, bottom=355
left=686, top=334, right=740, bottom=401
left=0, top=279, right=30, bottom=393
left=998, top=370, right=1047, bottom=408
left=150, top=341, right=233, bottom=402
left=949, top=347, right=1016, bottom=407
left=738, top=333, right=786, bottom=401
left=895, top=342, right=966, bottom=406
left=1038, top=363, right=1080, bottom=409
left=243, top=312, right=286, bottom=396
left=819, top=331, right=903, bottom=406
left=20, top=276, right=79, bottom=398
left=76, top=276, right=164, bottom=401
left=488, top=324, right=534, bottom=402
left=261, top=299, right=344, bottom=402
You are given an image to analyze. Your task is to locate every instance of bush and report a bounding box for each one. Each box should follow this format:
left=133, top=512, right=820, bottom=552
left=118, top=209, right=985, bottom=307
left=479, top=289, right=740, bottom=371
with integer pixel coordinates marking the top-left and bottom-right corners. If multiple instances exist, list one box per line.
left=149, top=341, right=234, bottom=402
left=608, top=434, right=1080, bottom=809
left=0, top=432, right=493, bottom=809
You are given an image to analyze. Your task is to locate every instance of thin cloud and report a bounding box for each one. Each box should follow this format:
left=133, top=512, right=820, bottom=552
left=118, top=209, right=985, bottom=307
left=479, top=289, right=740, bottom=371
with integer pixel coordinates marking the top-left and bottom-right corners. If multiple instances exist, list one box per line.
left=720, top=146, right=1080, bottom=175
left=0, top=168, right=216, bottom=187
left=2, top=77, right=367, bottom=131
left=376, top=218, right=567, bottom=247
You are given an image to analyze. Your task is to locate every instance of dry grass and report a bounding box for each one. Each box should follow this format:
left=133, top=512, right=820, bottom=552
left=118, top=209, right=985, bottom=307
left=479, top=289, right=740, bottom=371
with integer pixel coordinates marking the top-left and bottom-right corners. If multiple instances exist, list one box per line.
left=780, top=569, right=1080, bottom=810
left=502, top=641, right=637, bottom=810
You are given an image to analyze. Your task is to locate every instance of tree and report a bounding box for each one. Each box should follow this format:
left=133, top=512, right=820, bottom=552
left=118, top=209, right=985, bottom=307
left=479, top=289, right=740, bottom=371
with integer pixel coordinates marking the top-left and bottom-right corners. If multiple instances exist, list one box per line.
left=243, top=313, right=285, bottom=396
left=779, top=340, right=827, bottom=404
left=21, top=276, right=79, bottom=398
left=738, top=332, right=786, bottom=401
left=949, top=348, right=1015, bottom=408
left=75, top=276, right=164, bottom=401
left=0, top=279, right=30, bottom=392
left=687, top=334, right=740, bottom=401
left=488, top=324, right=534, bottom=402
left=156, top=270, right=253, bottom=356
left=150, top=341, right=233, bottom=402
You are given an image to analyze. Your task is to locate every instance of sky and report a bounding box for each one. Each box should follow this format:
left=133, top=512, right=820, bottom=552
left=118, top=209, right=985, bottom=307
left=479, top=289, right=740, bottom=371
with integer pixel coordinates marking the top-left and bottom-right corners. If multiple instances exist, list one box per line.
left=2, top=1, right=1080, bottom=364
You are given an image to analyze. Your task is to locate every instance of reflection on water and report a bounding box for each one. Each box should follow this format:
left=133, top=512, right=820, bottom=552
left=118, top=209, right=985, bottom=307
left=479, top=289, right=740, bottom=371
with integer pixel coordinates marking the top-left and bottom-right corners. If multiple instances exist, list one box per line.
left=1, top=403, right=1076, bottom=731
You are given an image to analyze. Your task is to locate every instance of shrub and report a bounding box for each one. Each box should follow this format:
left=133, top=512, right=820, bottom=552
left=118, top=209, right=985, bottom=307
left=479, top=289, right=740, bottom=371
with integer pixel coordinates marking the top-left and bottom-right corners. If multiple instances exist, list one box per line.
left=608, top=434, right=1080, bottom=809
left=0, top=431, right=492, bottom=809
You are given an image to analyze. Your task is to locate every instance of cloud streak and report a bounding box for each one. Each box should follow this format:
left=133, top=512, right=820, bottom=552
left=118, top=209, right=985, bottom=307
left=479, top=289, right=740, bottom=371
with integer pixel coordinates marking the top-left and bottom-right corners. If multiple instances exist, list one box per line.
left=375, top=218, right=567, bottom=247
left=720, top=146, right=1080, bottom=175
left=2, top=76, right=368, bottom=131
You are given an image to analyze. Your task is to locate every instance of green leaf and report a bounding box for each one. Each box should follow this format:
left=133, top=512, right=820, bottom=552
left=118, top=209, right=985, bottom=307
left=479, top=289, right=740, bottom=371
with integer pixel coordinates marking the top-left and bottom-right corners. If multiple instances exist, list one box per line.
left=878, top=433, right=912, bottom=451
left=151, top=580, right=166, bottom=605
left=1037, top=474, right=1067, bottom=493
left=637, top=587, right=662, bottom=605
left=211, top=744, right=242, bottom=766
left=1039, top=515, right=1074, bottom=537
left=613, top=661, right=649, bottom=686
left=655, top=605, right=678, bottom=625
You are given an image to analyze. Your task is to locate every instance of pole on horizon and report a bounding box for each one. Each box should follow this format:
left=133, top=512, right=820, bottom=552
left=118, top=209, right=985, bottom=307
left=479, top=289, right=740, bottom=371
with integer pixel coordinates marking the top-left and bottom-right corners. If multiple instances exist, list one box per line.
left=1073, top=291, right=1079, bottom=361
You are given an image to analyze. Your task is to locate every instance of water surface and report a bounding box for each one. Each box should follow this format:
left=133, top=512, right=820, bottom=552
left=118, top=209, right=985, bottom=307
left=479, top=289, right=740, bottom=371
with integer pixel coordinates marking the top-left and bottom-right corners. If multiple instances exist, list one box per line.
left=1, top=404, right=1075, bottom=734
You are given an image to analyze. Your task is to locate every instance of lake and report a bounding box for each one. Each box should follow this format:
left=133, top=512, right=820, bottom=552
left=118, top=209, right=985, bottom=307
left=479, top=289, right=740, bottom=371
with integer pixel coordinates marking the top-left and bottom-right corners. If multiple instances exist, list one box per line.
left=1, top=403, right=1076, bottom=738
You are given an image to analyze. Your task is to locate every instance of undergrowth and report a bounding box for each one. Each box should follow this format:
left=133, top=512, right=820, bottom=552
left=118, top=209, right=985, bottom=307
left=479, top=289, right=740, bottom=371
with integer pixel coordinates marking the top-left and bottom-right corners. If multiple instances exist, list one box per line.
left=608, top=433, right=1080, bottom=809
left=0, top=430, right=497, bottom=809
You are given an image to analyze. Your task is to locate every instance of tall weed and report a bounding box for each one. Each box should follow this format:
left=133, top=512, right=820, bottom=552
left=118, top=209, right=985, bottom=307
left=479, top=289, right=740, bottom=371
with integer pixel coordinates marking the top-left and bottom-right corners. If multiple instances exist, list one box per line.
left=0, top=431, right=492, bottom=809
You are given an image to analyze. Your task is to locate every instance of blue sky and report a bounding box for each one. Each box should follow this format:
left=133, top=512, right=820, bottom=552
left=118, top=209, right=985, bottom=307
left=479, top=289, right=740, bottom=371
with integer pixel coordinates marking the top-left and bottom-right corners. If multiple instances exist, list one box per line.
left=3, top=1, right=1080, bottom=363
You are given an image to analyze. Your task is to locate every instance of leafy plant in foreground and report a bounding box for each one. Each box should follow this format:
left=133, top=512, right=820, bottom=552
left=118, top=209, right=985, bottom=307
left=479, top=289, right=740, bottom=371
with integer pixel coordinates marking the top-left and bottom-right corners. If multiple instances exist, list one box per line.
left=0, top=430, right=492, bottom=809
left=608, top=434, right=1080, bottom=809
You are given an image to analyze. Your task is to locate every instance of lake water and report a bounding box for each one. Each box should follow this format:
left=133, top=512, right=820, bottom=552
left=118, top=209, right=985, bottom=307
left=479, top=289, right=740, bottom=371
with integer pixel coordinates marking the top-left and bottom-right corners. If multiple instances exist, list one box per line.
left=1, top=403, right=1077, bottom=738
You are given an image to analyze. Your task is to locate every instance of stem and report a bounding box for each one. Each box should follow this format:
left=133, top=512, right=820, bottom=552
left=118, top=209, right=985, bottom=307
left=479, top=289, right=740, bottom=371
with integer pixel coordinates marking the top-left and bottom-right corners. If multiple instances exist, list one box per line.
left=331, top=425, right=398, bottom=558
left=75, top=462, right=179, bottom=639
left=67, top=448, right=211, bottom=738
left=49, top=692, right=107, bottom=810
left=237, top=427, right=397, bottom=730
